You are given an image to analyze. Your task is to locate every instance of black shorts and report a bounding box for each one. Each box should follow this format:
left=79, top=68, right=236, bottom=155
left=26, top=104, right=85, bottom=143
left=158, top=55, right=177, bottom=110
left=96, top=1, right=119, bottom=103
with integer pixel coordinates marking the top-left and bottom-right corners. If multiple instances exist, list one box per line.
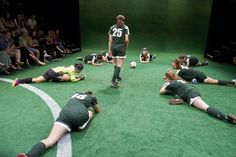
left=56, top=105, right=89, bottom=131
left=189, top=57, right=199, bottom=66
left=111, top=44, right=126, bottom=58
left=42, top=69, right=63, bottom=81
left=186, top=89, right=201, bottom=104
left=196, top=72, right=207, bottom=83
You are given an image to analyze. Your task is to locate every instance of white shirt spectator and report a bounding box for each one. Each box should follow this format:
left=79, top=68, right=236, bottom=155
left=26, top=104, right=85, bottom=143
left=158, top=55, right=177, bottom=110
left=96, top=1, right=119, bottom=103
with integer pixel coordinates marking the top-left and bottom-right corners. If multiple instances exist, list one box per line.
left=27, top=15, right=37, bottom=30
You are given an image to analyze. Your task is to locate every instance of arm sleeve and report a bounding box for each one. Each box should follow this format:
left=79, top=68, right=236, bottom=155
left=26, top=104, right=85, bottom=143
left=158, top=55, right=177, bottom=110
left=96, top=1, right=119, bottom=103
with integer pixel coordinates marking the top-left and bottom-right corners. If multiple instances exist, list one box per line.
left=164, top=82, right=172, bottom=90
left=125, top=26, right=130, bottom=35
left=92, top=96, right=98, bottom=106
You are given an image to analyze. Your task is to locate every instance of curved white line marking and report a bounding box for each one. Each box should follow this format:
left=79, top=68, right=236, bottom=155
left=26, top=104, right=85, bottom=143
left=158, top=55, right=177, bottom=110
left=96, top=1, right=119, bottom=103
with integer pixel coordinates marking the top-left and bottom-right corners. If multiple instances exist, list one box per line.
left=0, top=78, right=72, bottom=157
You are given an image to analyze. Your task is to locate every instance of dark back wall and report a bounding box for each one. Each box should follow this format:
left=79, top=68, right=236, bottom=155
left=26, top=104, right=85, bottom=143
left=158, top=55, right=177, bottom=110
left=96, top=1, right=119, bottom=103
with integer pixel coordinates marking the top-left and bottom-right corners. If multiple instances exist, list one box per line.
left=80, top=0, right=212, bottom=53
left=205, top=0, right=236, bottom=63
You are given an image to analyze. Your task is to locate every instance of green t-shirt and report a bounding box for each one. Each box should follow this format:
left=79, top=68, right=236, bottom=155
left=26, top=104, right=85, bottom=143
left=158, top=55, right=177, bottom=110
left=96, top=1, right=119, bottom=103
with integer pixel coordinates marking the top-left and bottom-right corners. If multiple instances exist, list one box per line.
left=108, top=24, right=130, bottom=46
left=177, top=69, right=207, bottom=82
left=165, top=80, right=201, bottom=104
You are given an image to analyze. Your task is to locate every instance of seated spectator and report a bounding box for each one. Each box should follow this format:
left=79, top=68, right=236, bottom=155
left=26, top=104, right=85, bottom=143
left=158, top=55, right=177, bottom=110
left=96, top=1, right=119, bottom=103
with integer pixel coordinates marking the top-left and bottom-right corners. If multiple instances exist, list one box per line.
left=0, top=32, right=15, bottom=74
left=19, top=29, right=46, bottom=66
left=0, top=17, right=6, bottom=32
left=4, top=30, right=23, bottom=69
left=54, top=29, right=71, bottom=54
left=13, top=14, right=27, bottom=30
left=1, top=12, right=16, bottom=30
left=30, top=30, right=51, bottom=63
left=27, top=14, right=37, bottom=31
left=37, top=29, right=52, bottom=62
left=46, top=30, right=62, bottom=60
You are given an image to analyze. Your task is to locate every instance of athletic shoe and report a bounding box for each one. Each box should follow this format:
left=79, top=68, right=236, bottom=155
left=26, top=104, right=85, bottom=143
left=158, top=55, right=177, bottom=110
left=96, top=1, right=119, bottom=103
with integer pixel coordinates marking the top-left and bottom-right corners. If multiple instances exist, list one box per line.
left=152, top=54, right=157, bottom=60
left=116, top=77, right=122, bottom=83
left=203, top=60, right=209, bottom=66
left=76, top=57, right=84, bottom=61
left=232, top=79, right=236, bottom=85
left=109, top=81, right=119, bottom=88
left=78, top=74, right=86, bottom=80
left=226, top=114, right=236, bottom=124
left=169, top=98, right=184, bottom=105
left=17, top=153, right=27, bottom=157
left=12, top=78, right=20, bottom=87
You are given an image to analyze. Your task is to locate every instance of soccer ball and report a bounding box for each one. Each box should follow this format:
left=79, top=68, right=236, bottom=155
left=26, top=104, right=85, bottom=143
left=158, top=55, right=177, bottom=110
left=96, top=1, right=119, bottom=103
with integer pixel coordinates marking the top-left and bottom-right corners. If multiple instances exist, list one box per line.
left=130, top=61, right=137, bottom=68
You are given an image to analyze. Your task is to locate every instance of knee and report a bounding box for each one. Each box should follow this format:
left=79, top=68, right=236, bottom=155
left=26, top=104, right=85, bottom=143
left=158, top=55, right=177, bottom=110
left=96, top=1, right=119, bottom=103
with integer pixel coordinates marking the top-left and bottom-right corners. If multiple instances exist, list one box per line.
left=41, top=138, right=56, bottom=148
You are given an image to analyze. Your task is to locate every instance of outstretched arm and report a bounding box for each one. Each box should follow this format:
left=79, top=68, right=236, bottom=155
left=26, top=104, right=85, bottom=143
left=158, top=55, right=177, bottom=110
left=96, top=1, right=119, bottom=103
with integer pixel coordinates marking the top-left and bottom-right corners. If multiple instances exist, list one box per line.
left=93, top=104, right=100, bottom=113
left=160, top=82, right=171, bottom=95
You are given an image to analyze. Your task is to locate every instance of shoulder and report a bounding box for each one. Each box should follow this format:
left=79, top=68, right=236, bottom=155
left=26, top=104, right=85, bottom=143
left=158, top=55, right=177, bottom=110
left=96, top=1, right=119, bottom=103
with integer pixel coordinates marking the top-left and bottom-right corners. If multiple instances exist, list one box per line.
left=110, top=24, right=117, bottom=29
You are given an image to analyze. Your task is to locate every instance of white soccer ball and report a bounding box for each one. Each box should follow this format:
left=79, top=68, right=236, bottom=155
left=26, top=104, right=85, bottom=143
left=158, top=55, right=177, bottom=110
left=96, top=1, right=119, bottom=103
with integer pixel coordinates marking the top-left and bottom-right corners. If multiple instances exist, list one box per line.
left=130, top=61, right=137, bottom=68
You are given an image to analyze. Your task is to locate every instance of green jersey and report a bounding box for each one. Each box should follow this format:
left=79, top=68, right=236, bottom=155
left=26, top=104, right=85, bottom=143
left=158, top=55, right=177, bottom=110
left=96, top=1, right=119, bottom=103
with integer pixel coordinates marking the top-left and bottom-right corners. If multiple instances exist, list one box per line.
left=177, top=69, right=207, bottom=83
left=165, top=80, right=201, bottom=104
left=108, top=24, right=130, bottom=46
left=185, top=55, right=199, bottom=66
left=84, top=54, right=97, bottom=64
left=56, top=92, right=98, bottom=130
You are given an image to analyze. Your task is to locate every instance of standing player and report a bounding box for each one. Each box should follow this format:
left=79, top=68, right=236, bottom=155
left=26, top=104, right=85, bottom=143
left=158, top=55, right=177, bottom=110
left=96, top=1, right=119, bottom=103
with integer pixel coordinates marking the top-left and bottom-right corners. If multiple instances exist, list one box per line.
left=17, top=91, right=100, bottom=157
left=108, top=15, right=130, bottom=88
left=139, top=48, right=156, bottom=63
left=160, top=71, right=236, bottom=124
left=12, top=63, right=85, bottom=86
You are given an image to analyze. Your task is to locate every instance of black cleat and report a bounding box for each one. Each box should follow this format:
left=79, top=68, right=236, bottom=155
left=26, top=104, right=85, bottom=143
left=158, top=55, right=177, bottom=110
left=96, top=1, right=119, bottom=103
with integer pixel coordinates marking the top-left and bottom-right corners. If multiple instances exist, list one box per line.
left=76, top=57, right=84, bottom=61
left=78, top=74, right=86, bottom=80
left=116, top=77, right=122, bottom=83
left=226, top=114, right=236, bottom=124
left=110, top=81, right=119, bottom=88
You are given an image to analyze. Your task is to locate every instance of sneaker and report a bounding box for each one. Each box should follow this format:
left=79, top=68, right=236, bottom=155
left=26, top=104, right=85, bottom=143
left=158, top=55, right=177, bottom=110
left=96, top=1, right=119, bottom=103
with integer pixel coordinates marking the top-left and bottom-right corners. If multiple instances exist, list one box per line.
left=116, top=77, right=122, bottom=83
left=152, top=54, right=157, bottom=60
left=78, top=74, right=86, bottom=80
left=202, top=60, right=208, bottom=66
left=169, top=98, right=184, bottom=105
left=227, top=114, right=236, bottom=124
left=232, top=79, right=236, bottom=85
left=76, top=57, right=84, bottom=61
left=12, top=78, right=21, bottom=87
left=109, top=81, right=119, bottom=88
left=17, top=153, right=27, bottom=157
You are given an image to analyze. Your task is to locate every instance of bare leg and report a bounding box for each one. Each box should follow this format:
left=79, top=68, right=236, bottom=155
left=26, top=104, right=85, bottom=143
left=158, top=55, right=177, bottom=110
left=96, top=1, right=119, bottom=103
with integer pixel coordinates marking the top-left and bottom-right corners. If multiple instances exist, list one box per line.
left=60, top=74, right=71, bottom=82
left=192, top=98, right=209, bottom=112
left=205, top=77, right=234, bottom=85
left=116, top=58, right=124, bottom=68
left=32, top=76, right=47, bottom=83
left=204, top=77, right=219, bottom=84
left=29, top=53, right=46, bottom=65
left=41, top=123, right=68, bottom=148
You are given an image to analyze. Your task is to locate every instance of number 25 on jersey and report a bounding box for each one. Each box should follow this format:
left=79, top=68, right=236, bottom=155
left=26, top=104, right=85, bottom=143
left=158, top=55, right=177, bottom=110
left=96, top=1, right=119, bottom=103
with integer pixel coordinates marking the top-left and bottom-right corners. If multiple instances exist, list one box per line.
left=112, top=28, right=122, bottom=37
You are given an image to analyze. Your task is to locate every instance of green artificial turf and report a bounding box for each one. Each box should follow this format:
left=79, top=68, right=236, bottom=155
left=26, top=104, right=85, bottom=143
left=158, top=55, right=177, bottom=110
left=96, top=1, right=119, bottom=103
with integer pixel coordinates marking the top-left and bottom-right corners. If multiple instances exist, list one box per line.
left=0, top=51, right=235, bottom=157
